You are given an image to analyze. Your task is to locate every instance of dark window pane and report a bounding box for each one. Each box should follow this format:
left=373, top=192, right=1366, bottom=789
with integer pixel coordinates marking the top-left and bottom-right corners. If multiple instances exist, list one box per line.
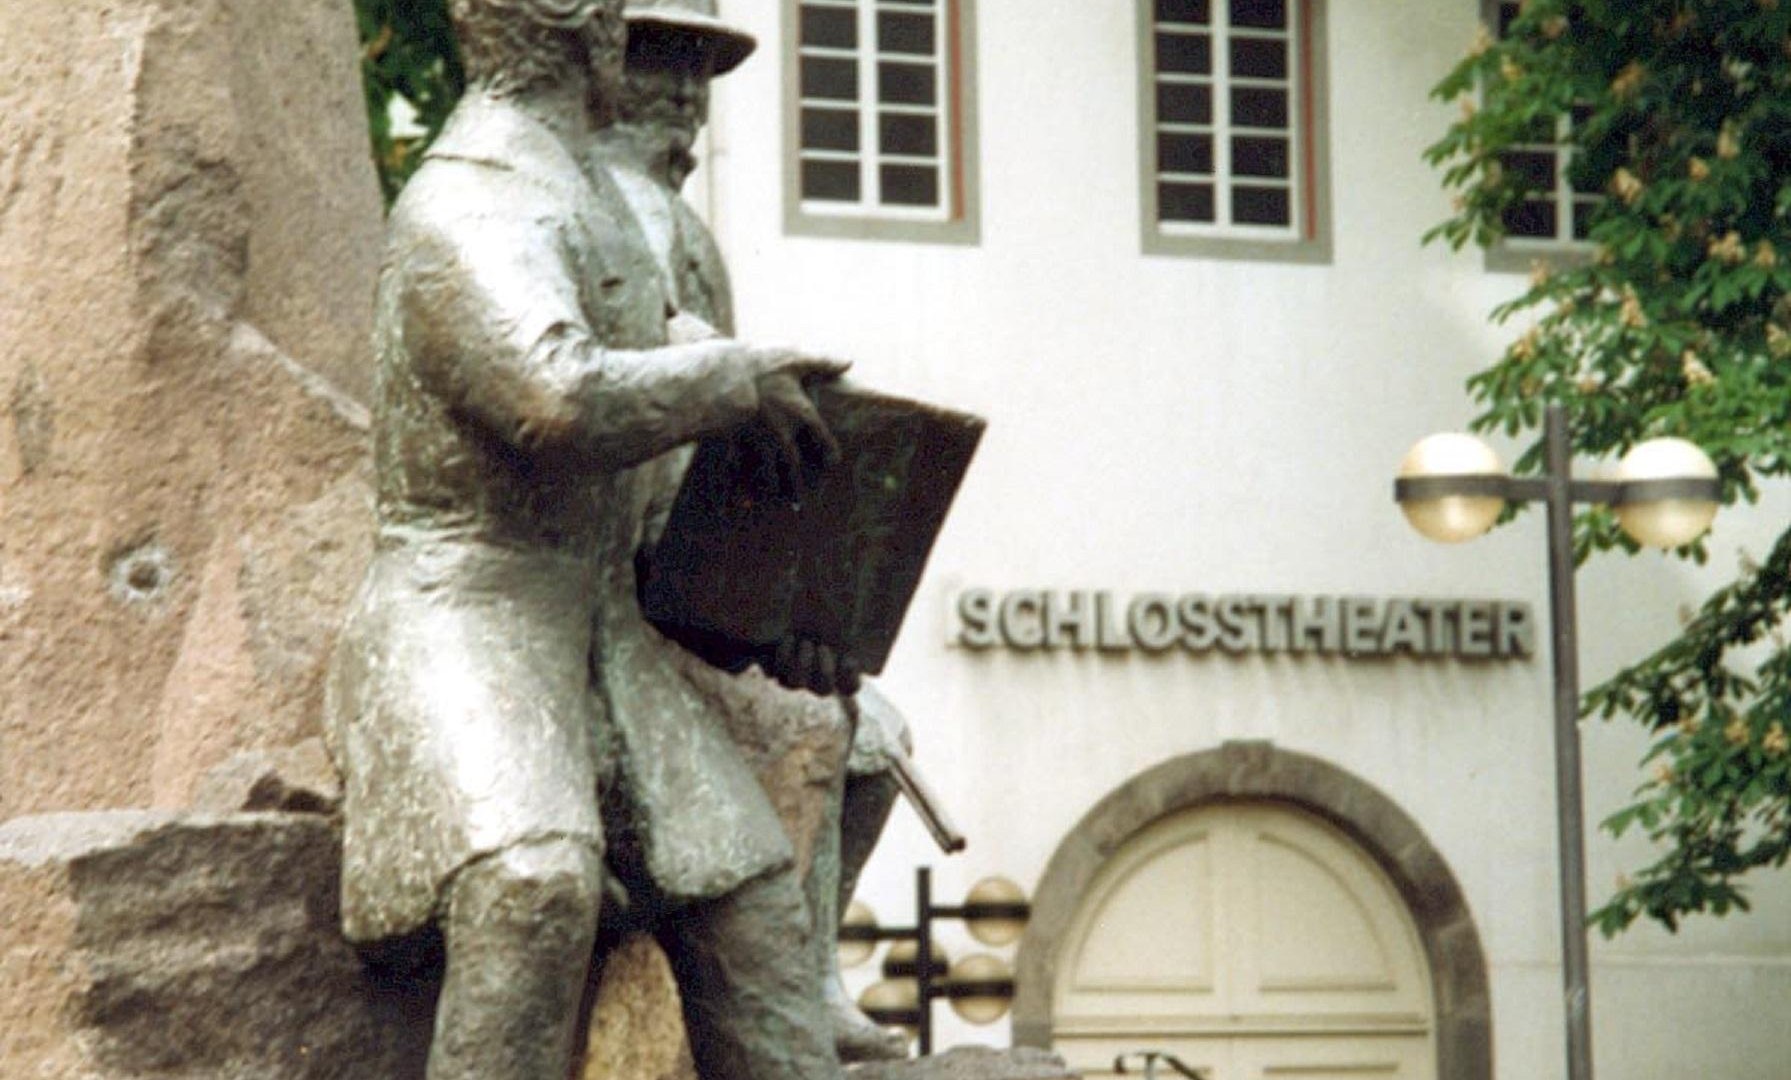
left=802, top=158, right=861, bottom=202
left=878, top=11, right=936, bottom=56
left=1501, top=149, right=1556, bottom=190
left=1159, top=181, right=1216, bottom=222
left=1229, top=0, right=1287, bottom=30
left=1572, top=197, right=1599, bottom=240
left=1232, top=135, right=1289, bottom=177
left=879, top=112, right=938, bottom=156
left=1157, top=82, right=1213, bottom=124
left=800, top=6, right=857, bottom=49
left=802, top=108, right=860, bottom=152
left=1232, top=185, right=1291, bottom=225
left=1155, top=32, right=1212, bottom=75
left=1230, top=86, right=1288, bottom=128
left=878, top=61, right=936, bottom=105
left=1229, top=37, right=1287, bottom=79
left=1496, top=2, right=1519, bottom=36
left=880, top=164, right=940, bottom=207
left=1156, top=0, right=1210, bottom=23
left=1158, top=132, right=1215, bottom=175
left=1502, top=198, right=1557, bottom=238
left=801, top=56, right=859, bottom=100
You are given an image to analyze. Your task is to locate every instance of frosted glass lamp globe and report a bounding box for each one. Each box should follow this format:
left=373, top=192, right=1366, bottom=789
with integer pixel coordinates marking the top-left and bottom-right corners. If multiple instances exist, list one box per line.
left=1397, top=433, right=1507, bottom=543
left=947, top=953, right=1014, bottom=1024
left=1614, top=438, right=1719, bottom=548
left=838, top=900, right=878, bottom=968
left=857, top=979, right=920, bottom=1038
left=964, top=876, right=1028, bottom=946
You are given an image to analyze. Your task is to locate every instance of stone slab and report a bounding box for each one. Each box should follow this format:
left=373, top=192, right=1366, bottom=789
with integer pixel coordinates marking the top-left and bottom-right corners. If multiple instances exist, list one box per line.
left=849, top=1047, right=1078, bottom=1080
left=0, top=811, right=431, bottom=1079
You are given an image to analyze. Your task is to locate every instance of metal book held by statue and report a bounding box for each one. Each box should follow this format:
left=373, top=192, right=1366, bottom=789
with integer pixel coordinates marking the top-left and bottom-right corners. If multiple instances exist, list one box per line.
left=640, top=381, right=985, bottom=676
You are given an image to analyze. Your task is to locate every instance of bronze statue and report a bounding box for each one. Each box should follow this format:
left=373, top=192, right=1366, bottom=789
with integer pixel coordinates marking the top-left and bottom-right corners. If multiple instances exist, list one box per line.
left=595, top=0, right=913, bottom=1060
left=323, top=1, right=851, bottom=1076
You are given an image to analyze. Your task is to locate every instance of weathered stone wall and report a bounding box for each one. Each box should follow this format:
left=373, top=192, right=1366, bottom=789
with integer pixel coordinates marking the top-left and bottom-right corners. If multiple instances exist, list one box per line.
left=0, top=0, right=381, bottom=817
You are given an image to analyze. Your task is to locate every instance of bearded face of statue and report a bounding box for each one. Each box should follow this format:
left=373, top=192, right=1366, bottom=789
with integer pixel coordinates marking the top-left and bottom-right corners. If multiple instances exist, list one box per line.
left=615, top=51, right=712, bottom=189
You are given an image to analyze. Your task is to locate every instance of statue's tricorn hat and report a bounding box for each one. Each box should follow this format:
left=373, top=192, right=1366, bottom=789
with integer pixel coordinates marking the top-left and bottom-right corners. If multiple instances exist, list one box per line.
left=625, top=0, right=758, bottom=76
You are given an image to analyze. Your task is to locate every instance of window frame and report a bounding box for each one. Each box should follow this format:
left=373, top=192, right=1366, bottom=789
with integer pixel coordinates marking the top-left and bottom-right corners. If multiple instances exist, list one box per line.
left=783, top=0, right=981, bottom=244
left=1482, top=0, right=1596, bottom=273
left=1138, top=0, right=1333, bottom=264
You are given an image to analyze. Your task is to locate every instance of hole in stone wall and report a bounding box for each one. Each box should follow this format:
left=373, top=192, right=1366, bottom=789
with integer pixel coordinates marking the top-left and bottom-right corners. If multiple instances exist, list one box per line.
left=108, top=542, right=175, bottom=605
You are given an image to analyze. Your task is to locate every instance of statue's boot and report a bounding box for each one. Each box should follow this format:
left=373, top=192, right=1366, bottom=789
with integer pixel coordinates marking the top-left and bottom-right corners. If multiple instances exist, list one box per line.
left=822, top=765, right=912, bottom=1061
left=828, top=966, right=911, bottom=1062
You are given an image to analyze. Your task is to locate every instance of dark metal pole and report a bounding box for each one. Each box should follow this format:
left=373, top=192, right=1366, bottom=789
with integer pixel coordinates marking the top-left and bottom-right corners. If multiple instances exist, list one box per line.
left=916, top=865, right=934, bottom=1056
left=1543, top=404, right=1595, bottom=1080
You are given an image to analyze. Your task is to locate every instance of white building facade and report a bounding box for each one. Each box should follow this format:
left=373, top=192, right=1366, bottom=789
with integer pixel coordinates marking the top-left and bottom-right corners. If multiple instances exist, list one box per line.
left=691, top=2, right=1791, bottom=1077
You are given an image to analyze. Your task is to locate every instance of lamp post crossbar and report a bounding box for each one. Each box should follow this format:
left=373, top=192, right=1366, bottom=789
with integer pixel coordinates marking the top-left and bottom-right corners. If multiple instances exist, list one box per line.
left=1393, top=474, right=1719, bottom=506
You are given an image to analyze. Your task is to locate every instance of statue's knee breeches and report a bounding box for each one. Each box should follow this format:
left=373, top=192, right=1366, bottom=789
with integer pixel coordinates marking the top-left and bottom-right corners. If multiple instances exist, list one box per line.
left=446, top=837, right=605, bottom=934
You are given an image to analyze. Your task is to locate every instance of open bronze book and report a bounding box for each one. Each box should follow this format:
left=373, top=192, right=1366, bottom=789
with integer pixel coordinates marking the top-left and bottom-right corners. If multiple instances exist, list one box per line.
left=639, top=381, right=985, bottom=676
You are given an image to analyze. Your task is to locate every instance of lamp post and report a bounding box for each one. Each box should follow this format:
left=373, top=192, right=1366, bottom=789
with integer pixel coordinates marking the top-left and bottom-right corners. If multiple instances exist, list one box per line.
left=1393, top=403, right=1720, bottom=1080
left=841, top=867, right=1031, bottom=1055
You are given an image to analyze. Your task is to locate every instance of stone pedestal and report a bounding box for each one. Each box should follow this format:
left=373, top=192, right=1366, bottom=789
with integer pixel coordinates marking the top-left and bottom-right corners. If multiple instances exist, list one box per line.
left=0, top=0, right=381, bottom=818
left=0, top=812, right=1070, bottom=1080
left=0, top=812, right=431, bottom=1078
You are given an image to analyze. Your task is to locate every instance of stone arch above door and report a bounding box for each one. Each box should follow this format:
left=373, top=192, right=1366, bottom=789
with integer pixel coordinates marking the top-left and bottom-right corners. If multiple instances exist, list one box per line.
left=1012, top=741, right=1492, bottom=1080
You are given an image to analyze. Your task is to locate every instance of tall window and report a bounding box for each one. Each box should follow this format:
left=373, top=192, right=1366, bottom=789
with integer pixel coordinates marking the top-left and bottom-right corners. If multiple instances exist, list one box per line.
left=1141, top=0, right=1330, bottom=261
left=1490, top=1, right=1598, bottom=250
left=788, top=0, right=979, bottom=242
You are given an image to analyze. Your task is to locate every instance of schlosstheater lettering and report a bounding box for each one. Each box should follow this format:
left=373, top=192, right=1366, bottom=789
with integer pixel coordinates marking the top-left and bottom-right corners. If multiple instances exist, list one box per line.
left=953, top=590, right=1534, bottom=661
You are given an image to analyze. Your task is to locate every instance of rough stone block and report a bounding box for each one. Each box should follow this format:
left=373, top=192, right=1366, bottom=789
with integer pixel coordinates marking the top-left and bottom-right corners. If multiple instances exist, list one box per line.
left=0, top=0, right=381, bottom=819
left=0, top=812, right=431, bottom=1079
left=848, top=1047, right=1078, bottom=1080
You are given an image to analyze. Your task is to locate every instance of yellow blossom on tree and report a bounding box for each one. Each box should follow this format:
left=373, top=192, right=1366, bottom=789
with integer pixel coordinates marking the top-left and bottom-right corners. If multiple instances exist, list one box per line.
left=1611, top=62, right=1646, bottom=97
left=1542, top=15, right=1568, bottom=39
left=1755, top=241, right=1778, bottom=269
left=1682, top=350, right=1715, bottom=387
left=1468, top=23, right=1494, bottom=58
left=1709, top=230, right=1746, bottom=265
left=1718, top=123, right=1742, bottom=160
left=1768, top=323, right=1791, bottom=358
left=1725, top=717, right=1752, bottom=747
left=1511, top=327, right=1540, bottom=360
left=1688, top=156, right=1711, bottom=181
left=1653, top=761, right=1676, bottom=785
left=1766, top=723, right=1789, bottom=758
left=1619, top=287, right=1647, bottom=328
left=1612, top=167, right=1644, bottom=205
left=1500, top=54, right=1524, bottom=82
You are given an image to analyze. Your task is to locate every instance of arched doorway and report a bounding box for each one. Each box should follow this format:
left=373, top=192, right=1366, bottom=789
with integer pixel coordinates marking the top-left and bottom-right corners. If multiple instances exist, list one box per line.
left=1013, top=741, right=1491, bottom=1080
left=1052, top=801, right=1434, bottom=1077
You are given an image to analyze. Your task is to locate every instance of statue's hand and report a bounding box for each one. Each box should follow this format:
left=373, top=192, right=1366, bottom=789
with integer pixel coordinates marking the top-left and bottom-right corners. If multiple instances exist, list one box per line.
left=743, top=348, right=848, bottom=497
left=761, top=636, right=861, bottom=697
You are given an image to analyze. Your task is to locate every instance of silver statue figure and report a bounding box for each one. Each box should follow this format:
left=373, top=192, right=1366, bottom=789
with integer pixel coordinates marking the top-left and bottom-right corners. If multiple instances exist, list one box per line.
left=323, top=1, right=849, bottom=1076
left=595, top=0, right=913, bottom=1061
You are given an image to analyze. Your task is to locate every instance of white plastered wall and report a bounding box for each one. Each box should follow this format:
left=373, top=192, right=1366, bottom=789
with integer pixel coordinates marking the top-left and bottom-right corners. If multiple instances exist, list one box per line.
left=696, top=1, right=1791, bottom=1076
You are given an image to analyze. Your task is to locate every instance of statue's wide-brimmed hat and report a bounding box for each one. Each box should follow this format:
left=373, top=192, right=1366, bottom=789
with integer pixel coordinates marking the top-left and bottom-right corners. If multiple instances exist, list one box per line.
left=626, top=0, right=758, bottom=76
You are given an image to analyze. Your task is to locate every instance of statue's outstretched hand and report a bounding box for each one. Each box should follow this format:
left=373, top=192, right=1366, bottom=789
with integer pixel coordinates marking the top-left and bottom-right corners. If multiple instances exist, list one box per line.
left=742, top=348, right=847, bottom=497
left=762, top=637, right=861, bottom=698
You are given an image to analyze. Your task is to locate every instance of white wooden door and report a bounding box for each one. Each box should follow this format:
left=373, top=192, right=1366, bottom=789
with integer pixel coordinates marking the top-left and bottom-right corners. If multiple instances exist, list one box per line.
left=1051, top=802, right=1435, bottom=1080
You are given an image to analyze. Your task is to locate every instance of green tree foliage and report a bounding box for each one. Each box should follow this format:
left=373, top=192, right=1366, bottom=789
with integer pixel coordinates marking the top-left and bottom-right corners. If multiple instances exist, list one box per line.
left=1427, top=0, right=1791, bottom=934
left=356, top=0, right=464, bottom=203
